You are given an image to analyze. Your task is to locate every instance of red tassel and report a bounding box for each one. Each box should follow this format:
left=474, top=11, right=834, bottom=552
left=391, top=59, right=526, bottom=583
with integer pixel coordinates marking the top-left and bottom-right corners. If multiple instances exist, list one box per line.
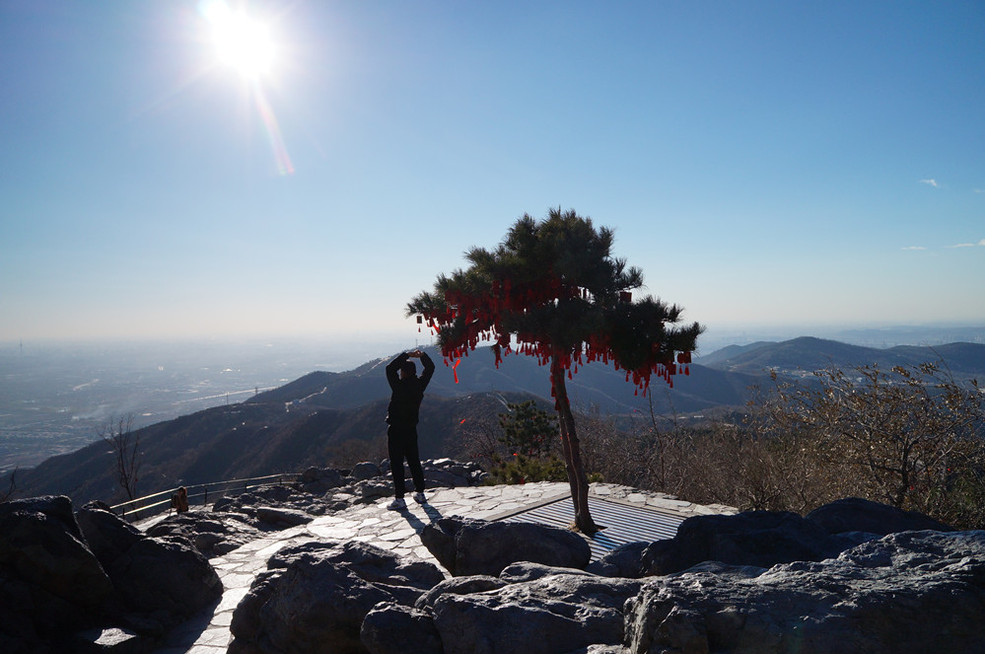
left=452, top=358, right=461, bottom=384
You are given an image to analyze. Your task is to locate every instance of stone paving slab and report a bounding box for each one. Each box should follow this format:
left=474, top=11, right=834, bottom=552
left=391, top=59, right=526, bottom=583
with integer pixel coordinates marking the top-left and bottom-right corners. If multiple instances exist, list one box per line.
left=152, top=482, right=735, bottom=653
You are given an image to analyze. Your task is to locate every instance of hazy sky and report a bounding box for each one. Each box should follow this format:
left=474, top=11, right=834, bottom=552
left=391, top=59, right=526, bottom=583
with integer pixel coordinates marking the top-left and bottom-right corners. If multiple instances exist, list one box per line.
left=2, top=1, right=983, bottom=347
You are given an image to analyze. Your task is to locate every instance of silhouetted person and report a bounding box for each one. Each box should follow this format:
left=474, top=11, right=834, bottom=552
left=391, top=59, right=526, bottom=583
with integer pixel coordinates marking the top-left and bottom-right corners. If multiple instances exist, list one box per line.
left=171, top=486, right=189, bottom=513
left=385, top=349, right=434, bottom=510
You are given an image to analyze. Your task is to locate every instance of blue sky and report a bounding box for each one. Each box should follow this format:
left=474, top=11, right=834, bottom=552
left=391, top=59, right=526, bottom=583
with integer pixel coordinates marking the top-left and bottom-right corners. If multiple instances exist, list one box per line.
left=1, top=1, right=983, bottom=349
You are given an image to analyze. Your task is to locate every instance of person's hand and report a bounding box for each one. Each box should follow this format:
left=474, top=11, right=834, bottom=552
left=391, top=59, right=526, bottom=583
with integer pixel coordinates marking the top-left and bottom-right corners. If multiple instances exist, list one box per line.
left=407, top=349, right=422, bottom=358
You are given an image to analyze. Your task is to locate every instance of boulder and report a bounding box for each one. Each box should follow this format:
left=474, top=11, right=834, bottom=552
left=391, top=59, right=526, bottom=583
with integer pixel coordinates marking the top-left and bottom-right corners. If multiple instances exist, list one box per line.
left=107, top=534, right=222, bottom=623
left=641, top=510, right=857, bottom=576
left=255, top=506, right=313, bottom=528
left=805, top=496, right=954, bottom=535
left=586, top=541, right=649, bottom=578
left=354, top=479, right=393, bottom=502
left=0, top=495, right=113, bottom=621
left=351, top=461, right=382, bottom=481
left=366, top=567, right=642, bottom=654
left=589, top=499, right=952, bottom=580
left=361, top=602, right=443, bottom=654
left=498, top=561, right=598, bottom=583
left=624, top=530, right=985, bottom=653
left=428, top=571, right=643, bottom=654
left=76, top=500, right=144, bottom=569
left=0, top=497, right=123, bottom=651
left=75, top=502, right=223, bottom=628
left=146, top=511, right=266, bottom=558
left=415, top=574, right=509, bottom=612
left=299, top=466, right=347, bottom=493
left=229, top=540, right=444, bottom=654
left=421, top=516, right=591, bottom=576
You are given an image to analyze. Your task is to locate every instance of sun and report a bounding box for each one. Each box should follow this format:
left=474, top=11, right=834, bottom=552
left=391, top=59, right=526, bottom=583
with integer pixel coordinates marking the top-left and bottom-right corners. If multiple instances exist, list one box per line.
left=201, top=1, right=275, bottom=78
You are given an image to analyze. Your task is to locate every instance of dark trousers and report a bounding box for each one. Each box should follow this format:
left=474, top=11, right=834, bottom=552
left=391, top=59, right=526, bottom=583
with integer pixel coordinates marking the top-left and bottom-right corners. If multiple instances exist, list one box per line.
left=387, top=425, right=424, bottom=497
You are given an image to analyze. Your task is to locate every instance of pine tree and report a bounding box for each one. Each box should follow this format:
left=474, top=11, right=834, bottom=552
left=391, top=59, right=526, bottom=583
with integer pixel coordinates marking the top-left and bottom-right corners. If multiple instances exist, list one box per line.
left=408, top=208, right=702, bottom=533
left=499, top=400, right=557, bottom=459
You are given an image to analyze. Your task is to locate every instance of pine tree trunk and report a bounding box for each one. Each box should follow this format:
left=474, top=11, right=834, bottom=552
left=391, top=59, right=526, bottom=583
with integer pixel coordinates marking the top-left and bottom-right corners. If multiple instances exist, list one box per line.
left=551, top=352, right=598, bottom=535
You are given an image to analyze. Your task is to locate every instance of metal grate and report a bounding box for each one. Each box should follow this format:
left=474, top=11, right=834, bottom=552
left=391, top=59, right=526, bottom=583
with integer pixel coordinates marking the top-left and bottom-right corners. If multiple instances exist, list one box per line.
left=501, top=495, right=684, bottom=561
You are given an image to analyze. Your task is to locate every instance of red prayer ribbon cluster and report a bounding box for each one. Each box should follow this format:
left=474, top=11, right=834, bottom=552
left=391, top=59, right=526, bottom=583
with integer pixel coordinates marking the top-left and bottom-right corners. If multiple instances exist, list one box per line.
left=419, top=277, right=692, bottom=396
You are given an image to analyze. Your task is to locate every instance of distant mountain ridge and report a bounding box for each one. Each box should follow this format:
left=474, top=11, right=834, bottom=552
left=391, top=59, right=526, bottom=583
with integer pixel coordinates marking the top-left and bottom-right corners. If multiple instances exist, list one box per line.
left=7, top=337, right=984, bottom=505
left=698, top=336, right=985, bottom=379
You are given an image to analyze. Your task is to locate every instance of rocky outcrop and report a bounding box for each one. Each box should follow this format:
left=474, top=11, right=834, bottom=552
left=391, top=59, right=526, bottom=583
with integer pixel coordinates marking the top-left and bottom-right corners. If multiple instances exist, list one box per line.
left=640, top=510, right=858, bottom=576
left=229, top=540, right=445, bottom=654
left=0, top=496, right=114, bottom=652
left=804, top=495, right=954, bottom=535
left=624, top=530, right=985, bottom=653
left=421, top=515, right=591, bottom=577
left=362, top=529, right=985, bottom=654
left=422, top=565, right=642, bottom=654
left=365, top=563, right=641, bottom=654
left=0, top=495, right=222, bottom=653
left=146, top=511, right=267, bottom=557
left=76, top=500, right=223, bottom=632
left=589, top=496, right=959, bottom=579
left=208, top=486, right=982, bottom=654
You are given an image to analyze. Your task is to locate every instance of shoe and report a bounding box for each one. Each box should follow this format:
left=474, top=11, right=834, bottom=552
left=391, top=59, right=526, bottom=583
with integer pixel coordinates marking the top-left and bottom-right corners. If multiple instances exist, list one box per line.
left=387, top=497, right=406, bottom=510
left=412, top=492, right=426, bottom=504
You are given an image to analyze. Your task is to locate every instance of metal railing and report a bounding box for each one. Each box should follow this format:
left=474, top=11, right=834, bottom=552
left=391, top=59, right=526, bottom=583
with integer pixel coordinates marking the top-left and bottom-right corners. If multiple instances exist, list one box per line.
left=110, top=472, right=301, bottom=521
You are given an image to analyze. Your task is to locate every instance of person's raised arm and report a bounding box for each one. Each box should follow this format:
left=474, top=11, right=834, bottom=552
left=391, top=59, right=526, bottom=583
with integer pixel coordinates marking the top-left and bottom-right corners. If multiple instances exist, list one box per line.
left=386, top=352, right=409, bottom=389
left=419, top=351, right=435, bottom=389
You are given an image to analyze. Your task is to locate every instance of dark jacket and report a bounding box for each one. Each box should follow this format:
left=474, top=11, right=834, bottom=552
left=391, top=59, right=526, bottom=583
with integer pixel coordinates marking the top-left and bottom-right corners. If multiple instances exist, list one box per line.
left=385, top=352, right=435, bottom=427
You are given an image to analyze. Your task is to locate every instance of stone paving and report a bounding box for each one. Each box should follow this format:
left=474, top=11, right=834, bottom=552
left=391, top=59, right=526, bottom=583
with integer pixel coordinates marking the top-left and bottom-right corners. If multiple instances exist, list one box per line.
left=152, top=482, right=735, bottom=653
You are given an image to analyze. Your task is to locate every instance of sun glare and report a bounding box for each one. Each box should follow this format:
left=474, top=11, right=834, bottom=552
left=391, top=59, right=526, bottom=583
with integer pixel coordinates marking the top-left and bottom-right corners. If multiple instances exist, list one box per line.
left=197, top=0, right=295, bottom=175
left=202, top=1, right=274, bottom=78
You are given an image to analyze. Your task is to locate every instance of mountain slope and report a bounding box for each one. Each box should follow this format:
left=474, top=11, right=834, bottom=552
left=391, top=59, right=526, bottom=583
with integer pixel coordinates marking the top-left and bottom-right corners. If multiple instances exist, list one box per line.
left=251, top=346, right=758, bottom=415
left=11, top=390, right=533, bottom=505
left=13, top=338, right=982, bottom=505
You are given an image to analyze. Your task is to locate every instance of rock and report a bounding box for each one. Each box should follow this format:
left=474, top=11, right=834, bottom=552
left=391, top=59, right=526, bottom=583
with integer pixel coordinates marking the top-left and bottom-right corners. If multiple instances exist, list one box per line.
left=229, top=540, right=444, bottom=654
left=423, top=459, right=487, bottom=487
left=421, top=516, right=591, bottom=576
left=585, top=541, right=649, bottom=578
left=805, top=496, right=954, bottom=535
left=367, top=569, right=642, bottom=654
left=351, top=461, right=382, bottom=481
left=429, top=571, right=643, bottom=654
left=354, top=479, right=393, bottom=502
left=212, top=484, right=306, bottom=515
left=76, top=502, right=222, bottom=629
left=624, top=530, right=985, bottom=654
left=498, top=561, right=597, bottom=583
left=642, top=510, right=856, bottom=576
left=0, top=495, right=113, bottom=617
left=361, top=602, right=443, bottom=654
left=147, top=511, right=266, bottom=558
left=0, top=496, right=115, bottom=652
left=255, top=506, right=313, bottom=528
left=588, top=499, right=950, bottom=580
left=415, top=575, right=509, bottom=612
left=107, top=534, right=223, bottom=622
left=300, top=466, right=346, bottom=493
left=0, top=494, right=86, bottom=540
left=76, top=500, right=144, bottom=569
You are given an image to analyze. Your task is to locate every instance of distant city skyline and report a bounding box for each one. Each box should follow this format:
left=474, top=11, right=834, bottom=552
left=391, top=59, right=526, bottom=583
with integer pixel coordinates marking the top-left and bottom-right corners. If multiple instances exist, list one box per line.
left=2, top=1, right=983, bottom=345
